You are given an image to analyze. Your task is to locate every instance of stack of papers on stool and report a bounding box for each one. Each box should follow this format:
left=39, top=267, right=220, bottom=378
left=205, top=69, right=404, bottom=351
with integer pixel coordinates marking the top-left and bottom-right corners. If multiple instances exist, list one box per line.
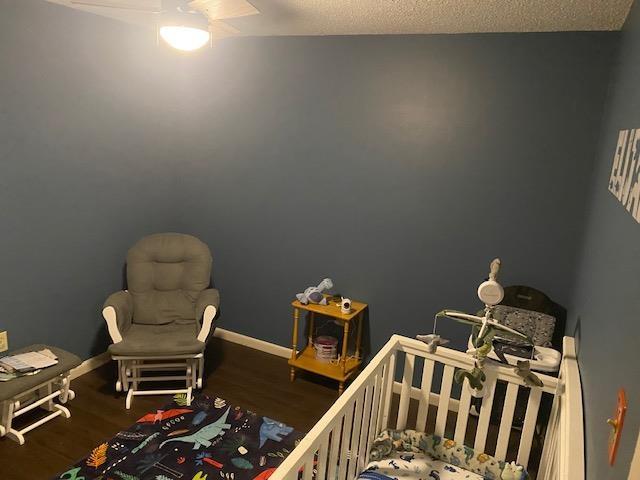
left=0, top=348, right=58, bottom=381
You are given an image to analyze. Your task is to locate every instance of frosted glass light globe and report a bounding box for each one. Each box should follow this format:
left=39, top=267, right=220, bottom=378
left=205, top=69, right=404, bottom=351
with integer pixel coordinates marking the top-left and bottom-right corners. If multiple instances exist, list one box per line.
left=160, top=25, right=210, bottom=52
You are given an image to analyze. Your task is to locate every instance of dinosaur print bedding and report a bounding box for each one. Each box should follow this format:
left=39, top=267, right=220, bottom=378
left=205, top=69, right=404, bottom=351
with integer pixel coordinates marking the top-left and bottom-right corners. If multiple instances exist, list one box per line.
left=54, top=394, right=302, bottom=480
left=362, top=430, right=527, bottom=480
left=360, top=451, right=484, bottom=480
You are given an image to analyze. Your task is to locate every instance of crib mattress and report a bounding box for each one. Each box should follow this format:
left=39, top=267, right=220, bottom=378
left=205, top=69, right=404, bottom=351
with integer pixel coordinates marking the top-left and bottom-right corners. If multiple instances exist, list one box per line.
left=360, top=451, right=484, bottom=480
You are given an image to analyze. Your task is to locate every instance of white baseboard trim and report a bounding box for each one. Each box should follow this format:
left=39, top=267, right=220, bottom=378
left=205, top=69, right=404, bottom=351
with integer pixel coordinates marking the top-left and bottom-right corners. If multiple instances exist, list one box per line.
left=70, top=351, right=111, bottom=380
left=213, top=327, right=292, bottom=359
left=68, top=328, right=292, bottom=380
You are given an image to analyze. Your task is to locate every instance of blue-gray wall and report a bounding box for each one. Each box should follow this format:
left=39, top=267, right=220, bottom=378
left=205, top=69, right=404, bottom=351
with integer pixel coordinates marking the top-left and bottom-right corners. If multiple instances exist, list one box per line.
left=569, top=1, right=640, bottom=477
left=0, top=0, right=187, bottom=357
left=172, top=33, right=615, bottom=355
left=0, top=1, right=617, bottom=363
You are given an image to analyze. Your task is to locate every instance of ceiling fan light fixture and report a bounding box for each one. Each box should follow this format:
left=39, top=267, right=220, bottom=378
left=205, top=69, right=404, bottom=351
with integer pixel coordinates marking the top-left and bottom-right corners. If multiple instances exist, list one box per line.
left=159, top=25, right=210, bottom=51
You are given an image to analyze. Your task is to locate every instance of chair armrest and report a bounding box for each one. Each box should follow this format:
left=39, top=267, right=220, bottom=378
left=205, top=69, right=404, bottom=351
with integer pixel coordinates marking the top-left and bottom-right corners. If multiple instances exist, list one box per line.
left=102, top=291, right=133, bottom=343
left=196, top=288, right=220, bottom=342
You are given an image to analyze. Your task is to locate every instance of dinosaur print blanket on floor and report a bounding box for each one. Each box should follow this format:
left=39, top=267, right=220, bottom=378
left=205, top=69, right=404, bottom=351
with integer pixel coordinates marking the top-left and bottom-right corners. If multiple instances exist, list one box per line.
left=54, top=394, right=302, bottom=480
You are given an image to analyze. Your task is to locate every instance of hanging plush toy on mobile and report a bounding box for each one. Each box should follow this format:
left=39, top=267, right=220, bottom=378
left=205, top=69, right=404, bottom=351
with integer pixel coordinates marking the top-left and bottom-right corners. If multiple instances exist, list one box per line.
left=418, top=259, right=538, bottom=396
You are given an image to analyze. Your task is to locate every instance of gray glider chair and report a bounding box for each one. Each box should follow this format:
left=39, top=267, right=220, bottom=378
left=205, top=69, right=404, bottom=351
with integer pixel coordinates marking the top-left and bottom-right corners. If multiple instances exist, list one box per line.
left=102, top=233, right=219, bottom=408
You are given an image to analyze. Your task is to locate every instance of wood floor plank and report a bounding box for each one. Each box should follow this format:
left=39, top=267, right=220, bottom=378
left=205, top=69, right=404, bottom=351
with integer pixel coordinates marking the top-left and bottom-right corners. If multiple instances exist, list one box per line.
left=0, top=338, right=338, bottom=479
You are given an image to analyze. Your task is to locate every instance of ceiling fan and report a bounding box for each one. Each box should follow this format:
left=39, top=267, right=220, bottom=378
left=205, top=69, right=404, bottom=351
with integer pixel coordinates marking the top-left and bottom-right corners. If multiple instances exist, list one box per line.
left=45, top=0, right=260, bottom=51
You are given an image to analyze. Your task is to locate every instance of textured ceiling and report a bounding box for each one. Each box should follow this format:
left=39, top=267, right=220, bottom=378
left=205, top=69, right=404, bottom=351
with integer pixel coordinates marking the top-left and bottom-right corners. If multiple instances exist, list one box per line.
left=228, top=0, right=634, bottom=34
left=45, top=0, right=634, bottom=34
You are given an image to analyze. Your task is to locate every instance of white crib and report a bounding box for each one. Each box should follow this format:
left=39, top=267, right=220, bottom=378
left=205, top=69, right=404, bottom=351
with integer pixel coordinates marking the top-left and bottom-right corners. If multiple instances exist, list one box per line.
left=271, top=334, right=584, bottom=480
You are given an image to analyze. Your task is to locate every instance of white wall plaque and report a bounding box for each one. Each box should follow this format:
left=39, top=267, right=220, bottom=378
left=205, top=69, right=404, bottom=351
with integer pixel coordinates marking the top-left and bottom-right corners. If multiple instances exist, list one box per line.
left=608, top=129, right=640, bottom=223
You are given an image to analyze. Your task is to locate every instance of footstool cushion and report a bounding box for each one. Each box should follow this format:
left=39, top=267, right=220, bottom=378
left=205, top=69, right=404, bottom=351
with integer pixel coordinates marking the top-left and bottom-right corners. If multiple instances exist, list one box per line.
left=0, top=344, right=81, bottom=402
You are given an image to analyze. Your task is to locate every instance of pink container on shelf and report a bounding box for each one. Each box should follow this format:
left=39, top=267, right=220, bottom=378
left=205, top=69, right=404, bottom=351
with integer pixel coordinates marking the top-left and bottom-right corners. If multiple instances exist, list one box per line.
left=313, top=335, right=338, bottom=362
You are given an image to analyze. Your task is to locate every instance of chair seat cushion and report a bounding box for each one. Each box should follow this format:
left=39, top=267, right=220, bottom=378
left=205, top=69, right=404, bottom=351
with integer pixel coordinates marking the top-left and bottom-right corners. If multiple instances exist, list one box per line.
left=108, top=323, right=205, bottom=357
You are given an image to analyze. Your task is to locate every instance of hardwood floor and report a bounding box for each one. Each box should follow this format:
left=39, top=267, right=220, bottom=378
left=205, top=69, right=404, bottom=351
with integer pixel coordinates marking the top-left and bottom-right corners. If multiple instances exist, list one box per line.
left=0, top=338, right=339, bottom=480
left=0, top=339, right=545, bottom=479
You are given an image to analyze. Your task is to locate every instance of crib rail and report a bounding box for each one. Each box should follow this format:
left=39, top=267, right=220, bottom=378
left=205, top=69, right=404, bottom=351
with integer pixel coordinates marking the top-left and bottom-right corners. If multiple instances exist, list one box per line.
left=271, top=334, right=582, bottom=480
left=537, top=337, right=584, bottom=479
left=389, top=337, right=559, bottom=470
left=270, top=337, right=397, bottom=480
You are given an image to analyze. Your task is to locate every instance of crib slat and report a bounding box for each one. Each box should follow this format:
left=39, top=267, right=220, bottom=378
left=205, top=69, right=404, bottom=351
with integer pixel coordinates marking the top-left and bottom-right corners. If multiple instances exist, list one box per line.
left=338, top=403, right=355, bottom=480
left=357, top=383, right=374, bottom=472
left=547, top=420, right=560, bottom=480
left=327, top=418, right=343, bottom=480
left=303, top=453, right=314, bottom=480
left=366, top=372, right=383, bottom=466
left=538, top=392, right=560, bottom=479
left=517, top=387, right=542, bottom=467
left=281, top=468, right=299, bottom=480
left=289, top=470, right=300, bottom=480
left=434, top=365, right=454, bottom=436
left=396, top=354, right=415, bottom=429
left=539, top=413, right=559, bottom=480
left=416, top=359, right=435, bottom=431
left=473, top=371, right=498, bottom=452
left=316, top=434, right=329, bottom=480
left=374, top=365, right=387, bottom=434
left=495, top=382, right=519, bottom=460
left=347, top=391, right=365, bottom=480
left=454, top=378, right=472, bottom=444
left=380, top=353, right=396, bottom=431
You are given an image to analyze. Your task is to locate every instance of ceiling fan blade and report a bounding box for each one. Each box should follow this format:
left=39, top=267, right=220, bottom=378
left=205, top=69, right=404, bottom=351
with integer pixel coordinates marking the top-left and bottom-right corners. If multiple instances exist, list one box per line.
left=69, top=0, right=161, bottom=12
left=208, top=19, right=241, bottom=38
left=189, top=0, right=258, bottom=21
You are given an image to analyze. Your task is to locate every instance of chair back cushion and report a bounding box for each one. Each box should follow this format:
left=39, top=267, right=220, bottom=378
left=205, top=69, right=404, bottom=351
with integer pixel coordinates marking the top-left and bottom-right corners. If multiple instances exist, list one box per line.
left=127, top=233, right=212, bottom=325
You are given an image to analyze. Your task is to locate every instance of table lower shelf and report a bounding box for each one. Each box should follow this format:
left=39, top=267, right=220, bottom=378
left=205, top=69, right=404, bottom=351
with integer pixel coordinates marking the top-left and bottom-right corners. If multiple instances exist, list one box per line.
left=288, top=345, right=361, bottom=382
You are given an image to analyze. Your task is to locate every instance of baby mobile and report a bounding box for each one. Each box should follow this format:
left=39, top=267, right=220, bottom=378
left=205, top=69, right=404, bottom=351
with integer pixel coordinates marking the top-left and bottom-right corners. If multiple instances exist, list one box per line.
left=418, top=258, right=542, bottom=397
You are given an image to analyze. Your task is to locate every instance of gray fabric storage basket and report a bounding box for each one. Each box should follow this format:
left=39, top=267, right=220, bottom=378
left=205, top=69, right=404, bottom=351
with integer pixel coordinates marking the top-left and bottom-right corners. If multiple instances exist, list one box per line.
left=492, top=305, right=556, bottom=347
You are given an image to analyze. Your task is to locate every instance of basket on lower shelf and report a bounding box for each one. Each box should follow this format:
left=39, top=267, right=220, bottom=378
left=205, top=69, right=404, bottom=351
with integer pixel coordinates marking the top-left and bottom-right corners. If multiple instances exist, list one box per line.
left=313, top=336, right=338, bottom=363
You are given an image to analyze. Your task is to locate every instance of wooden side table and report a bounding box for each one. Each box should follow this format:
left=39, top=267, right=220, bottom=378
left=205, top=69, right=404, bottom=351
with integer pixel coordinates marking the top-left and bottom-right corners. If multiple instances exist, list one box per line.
left=288, top=296, right=367, bottom=395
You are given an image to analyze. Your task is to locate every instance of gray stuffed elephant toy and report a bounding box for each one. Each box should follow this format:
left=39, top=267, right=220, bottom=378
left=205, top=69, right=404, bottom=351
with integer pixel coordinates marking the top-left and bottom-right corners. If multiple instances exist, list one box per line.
left=296, top=278, right=333, bottom=305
